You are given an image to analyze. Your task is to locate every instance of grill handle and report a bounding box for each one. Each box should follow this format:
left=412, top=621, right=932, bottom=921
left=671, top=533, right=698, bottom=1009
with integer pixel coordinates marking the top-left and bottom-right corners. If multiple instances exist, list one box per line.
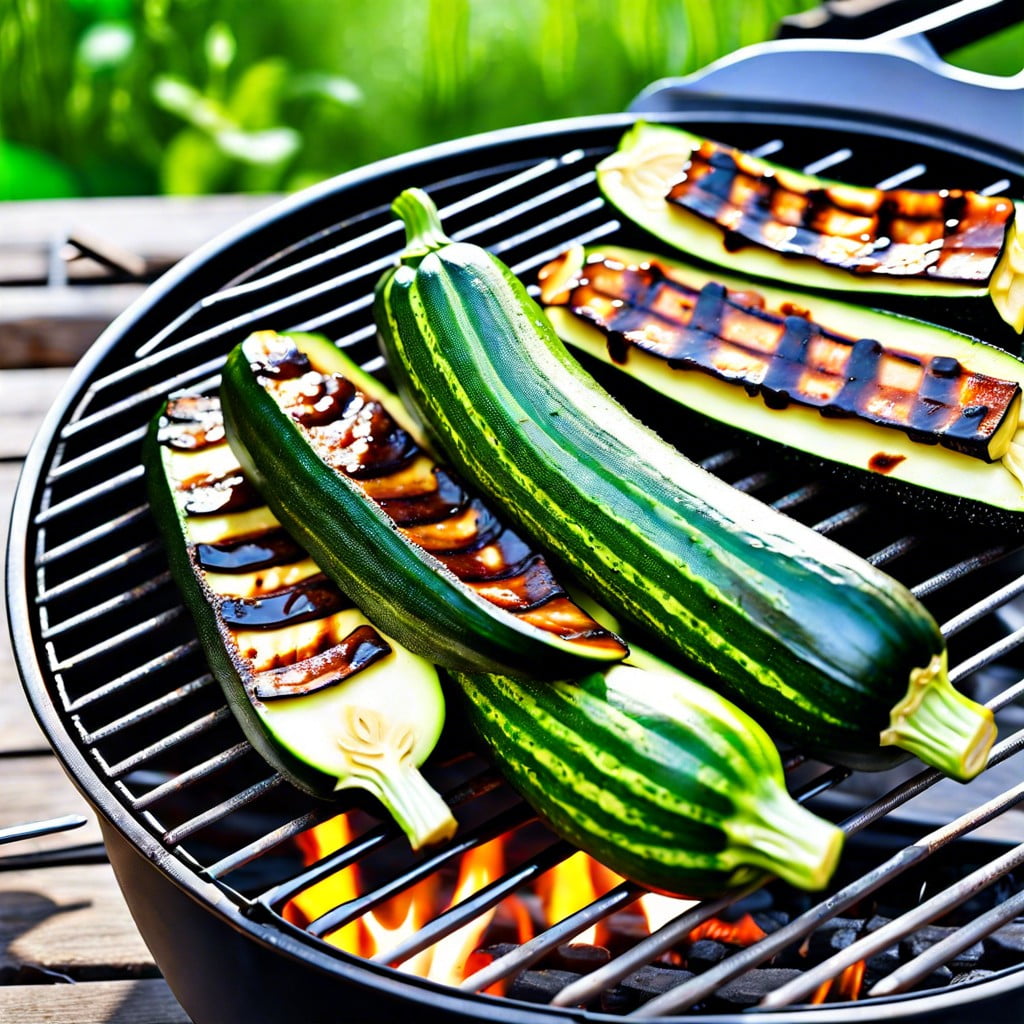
left=629, top=0, right=1023, bottom=148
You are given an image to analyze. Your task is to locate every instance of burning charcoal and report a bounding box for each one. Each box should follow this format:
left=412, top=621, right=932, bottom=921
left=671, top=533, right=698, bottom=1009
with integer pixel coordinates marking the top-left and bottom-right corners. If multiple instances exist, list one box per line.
left=986, top=921, right=1024, bottom=968
left=752, top=909, right=789, bottom=935
left=901, top=924, right=985, bottom=974
left=613, top=965, right=696, bottom=1011
left=508, top=969, right=582, bottom=1005
left=864, top=916, right=901, bottom=989
left=804, top=918, right=866, bottom=962
left=687, top=939, right=729, bottom=972
left=552, top=942, right=611, bottom=974
left=708, top=968, right=805, bottom=1009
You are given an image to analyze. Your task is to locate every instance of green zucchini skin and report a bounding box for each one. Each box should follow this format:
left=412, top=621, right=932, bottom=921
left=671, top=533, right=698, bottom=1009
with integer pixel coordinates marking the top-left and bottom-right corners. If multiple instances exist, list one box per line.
left=455, top=660, right=844, bottom=898
left=218, top=333, right=625, bottom=680
left=541, top=245, right=1024, bottom=525
left=597, top=121, right=1023, bottom=333
left=376, top=189, right=995, bottom=779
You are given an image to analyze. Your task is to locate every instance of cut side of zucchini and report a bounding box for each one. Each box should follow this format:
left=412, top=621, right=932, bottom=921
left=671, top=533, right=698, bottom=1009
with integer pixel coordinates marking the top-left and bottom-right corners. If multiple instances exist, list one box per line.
left=597, top=121, right=1023, bottom=332
left=218, top=331, right=627, bottom=679
left=145, top=395, right=457, bottom=850
left=540, top=244, right=1024, bottom=521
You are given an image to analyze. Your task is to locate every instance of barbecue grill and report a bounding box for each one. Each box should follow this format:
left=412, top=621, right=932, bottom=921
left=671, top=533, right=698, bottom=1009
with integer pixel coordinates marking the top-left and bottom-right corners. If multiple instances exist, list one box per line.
left=7, top=5, right=1024, bottom=1023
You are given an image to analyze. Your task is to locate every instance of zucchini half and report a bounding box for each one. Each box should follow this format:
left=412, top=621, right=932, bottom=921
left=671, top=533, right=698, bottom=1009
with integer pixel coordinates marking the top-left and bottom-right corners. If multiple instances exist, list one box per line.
left=540, top=244, right=1024, bottom=522
left=597, top=121, right=1024, bottom=333
left=376, top=187, right=996, bottom=780
left=218, top=332, right=627, bottom=680
left=144, top=395, right=456, bottom=850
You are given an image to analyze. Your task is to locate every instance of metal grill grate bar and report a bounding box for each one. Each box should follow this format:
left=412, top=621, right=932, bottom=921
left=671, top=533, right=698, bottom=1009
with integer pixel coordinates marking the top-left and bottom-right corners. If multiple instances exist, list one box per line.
left=133, top=742, right=252, bottom=812
left=81, top=674, right=214, bottom=745
left=38, top=506, right=151, bottom=566
left=376, top=840, right=573, bottom=968
left=630, top=773, right=1024, bottom=1016
left=42, top=573, right=171, bottom=640
left=103, top=704, right=231, bottom=778
left=66, top=643, right=200, bottom=713
left=162, top=774, right=284, bottom=847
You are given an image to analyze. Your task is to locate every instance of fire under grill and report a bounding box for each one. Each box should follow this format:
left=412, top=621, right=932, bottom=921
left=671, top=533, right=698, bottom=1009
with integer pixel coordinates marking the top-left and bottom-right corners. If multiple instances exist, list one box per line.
left=9, top=103, right=1024, bottom=1023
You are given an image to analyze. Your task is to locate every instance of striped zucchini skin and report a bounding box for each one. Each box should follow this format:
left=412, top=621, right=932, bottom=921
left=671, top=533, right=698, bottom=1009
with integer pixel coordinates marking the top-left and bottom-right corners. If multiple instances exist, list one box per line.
left=376, top=189, right=994, bottom=776
left=455, top=663, right=844, bottom=897
left=218, top=335, right=624, bottom=680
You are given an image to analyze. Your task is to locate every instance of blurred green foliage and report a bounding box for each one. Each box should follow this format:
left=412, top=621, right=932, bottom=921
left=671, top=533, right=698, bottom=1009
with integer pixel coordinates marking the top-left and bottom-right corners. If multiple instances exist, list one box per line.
left=0, top=0, right=1019, bottom=200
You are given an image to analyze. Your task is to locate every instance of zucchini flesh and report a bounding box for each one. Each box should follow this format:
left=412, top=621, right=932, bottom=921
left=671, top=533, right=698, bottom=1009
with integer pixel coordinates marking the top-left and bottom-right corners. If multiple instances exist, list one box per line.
left=376, top=188, right=996, bottom=780
left=218, top=331, right=626, bottom=679
left=597, top=121, right=1024, bottom=332
left=145, top=394, right=457, bottom=850
left=457, top=657, right=844, bottom=898
left=539, top=245, right=1024, bottom=519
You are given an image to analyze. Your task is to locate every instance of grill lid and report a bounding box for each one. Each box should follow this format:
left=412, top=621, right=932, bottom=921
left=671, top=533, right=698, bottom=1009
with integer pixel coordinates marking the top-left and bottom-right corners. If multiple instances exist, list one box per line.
left=8, top=99, right=1024, bottom=1022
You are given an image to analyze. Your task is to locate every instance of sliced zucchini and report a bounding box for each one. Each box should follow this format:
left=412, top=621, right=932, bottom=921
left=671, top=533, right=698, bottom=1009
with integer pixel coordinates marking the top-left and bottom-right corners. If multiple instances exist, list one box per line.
left=539, top=244, right=1024, bottom=521
left=145, top=394, right=457, bottom=850
left=218, top=331, right=627, bottom=679
left=597, top=121, right=1024, bottom=332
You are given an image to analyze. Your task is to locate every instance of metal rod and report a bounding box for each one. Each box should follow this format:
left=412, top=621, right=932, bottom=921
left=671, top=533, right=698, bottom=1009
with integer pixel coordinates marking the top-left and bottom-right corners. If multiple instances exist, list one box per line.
left=0, top=814, right=88, bottom=846
left=870, top=887, right=1024, bottom=998
left=760, top=841, right=1024, bottom=1010
left=459, top=881, right=642, bottom=993
left=376, top=840, right=573, bottom=967
left=162, top=774, right=284, bottom=847
left=629, top=776, right=1024, bottom=1017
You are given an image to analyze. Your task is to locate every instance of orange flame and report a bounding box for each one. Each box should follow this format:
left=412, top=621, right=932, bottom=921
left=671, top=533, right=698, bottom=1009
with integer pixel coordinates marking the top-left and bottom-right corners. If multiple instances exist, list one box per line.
left=810, top=959, right=866, bottom=1004
left=688, top=913, right=767, bottom=947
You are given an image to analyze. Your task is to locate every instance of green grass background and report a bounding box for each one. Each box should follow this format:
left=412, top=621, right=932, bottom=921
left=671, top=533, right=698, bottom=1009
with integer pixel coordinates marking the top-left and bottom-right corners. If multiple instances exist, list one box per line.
left=1, top=0, right=1020, bottom=200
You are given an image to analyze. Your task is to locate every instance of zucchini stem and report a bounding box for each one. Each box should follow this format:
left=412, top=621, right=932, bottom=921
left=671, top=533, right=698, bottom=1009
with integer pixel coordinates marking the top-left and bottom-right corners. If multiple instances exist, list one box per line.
left=880, top=652, right=996, bottom=782
left=393, top=188, right=452, bottom=266
left=333, top=705, right=457, bottom=850
left=725, top=786, right=844, bottom=892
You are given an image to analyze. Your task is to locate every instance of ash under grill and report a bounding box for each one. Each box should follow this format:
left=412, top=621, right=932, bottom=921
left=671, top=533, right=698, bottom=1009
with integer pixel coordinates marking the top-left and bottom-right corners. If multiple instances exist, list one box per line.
left=9, top=105, right=1024, bottom=1023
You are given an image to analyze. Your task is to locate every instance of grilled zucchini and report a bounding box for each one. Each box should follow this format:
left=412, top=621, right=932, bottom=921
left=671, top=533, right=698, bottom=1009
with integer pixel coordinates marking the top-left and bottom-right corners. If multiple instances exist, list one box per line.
left=144, top=394, right=456, bottom=849
left=539, top=244, right=1024, bottom=522
left=375, top=187, right=996, bottom=780
left=218, top=331, right=626, bottom=679
left=597, top=121, right=1023, bottom=333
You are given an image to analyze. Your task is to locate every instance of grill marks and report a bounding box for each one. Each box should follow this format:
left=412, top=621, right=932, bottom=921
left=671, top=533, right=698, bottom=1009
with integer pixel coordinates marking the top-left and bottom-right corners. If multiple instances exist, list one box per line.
left=250, top=338, right=623, bottom=654
left=666, top=139, right=1013, bottom=283
left=548, top=252, right=1021, bottom=461
left=158, top=396, right=392, bottom=699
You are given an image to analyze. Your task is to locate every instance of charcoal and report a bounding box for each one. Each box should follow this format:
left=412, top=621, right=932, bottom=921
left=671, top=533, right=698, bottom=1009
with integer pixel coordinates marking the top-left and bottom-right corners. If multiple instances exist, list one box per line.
left=552, top=942, right=611, bottom=974
left=724, top=890, right=773, bottom=918
left=612, top=965, right=695, bottom=1011
left=687, top=938, right=729, bottom=972
left=708, top=968, right=805, bottom=1008
left=508, top=969, right=581, bottom=1005
left=986, top=921, right=1024, bottom=968
left=901, top=924, right=985, bottom=974
left=804, top=918, right=866, bottom=962
left=752, top=909, right=789, bottom=935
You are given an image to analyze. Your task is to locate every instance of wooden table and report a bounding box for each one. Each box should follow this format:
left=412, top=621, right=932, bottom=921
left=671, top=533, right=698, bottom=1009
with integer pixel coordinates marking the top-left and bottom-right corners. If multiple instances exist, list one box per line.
left=0, top=194, right=284, bottom=1024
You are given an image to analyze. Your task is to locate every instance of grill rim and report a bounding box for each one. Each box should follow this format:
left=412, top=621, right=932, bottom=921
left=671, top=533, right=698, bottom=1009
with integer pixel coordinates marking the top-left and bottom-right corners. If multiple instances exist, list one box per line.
left=8, top=97, right=1024, bottom=1023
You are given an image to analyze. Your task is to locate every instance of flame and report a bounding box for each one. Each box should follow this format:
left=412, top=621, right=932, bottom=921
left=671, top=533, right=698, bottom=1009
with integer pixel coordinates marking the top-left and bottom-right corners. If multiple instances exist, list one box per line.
left=639, top=892, right=698, bottom=935
left=285, top=822, right=774, bottom=991
left=687, top=913, right=767, bottom=947
left=810, top=959, right=866, bottom=1004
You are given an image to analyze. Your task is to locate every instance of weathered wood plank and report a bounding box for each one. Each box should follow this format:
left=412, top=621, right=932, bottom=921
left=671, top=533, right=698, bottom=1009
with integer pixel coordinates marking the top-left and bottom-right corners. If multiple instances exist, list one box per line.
left=0, top=366, right=70, bottom=457
left=0, top=756, right=103, bottom=856
left=0, top=863, right=156, bottom=979
left=0, top=978, right=191, bottom=1023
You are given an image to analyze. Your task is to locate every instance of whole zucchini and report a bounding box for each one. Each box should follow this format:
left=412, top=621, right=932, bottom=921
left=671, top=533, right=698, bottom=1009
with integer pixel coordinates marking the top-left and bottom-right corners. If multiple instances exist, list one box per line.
left=375, top=188, right=996, bottom=780
left=540, top=244, right=1024, bottom=523
left=218, top=331, right=626, bottom=679
left=597, top=122, right=1024, bottom=334
left=144, top=394, right=456, bottom=849
left=456, top=654, right=844, bottom=897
